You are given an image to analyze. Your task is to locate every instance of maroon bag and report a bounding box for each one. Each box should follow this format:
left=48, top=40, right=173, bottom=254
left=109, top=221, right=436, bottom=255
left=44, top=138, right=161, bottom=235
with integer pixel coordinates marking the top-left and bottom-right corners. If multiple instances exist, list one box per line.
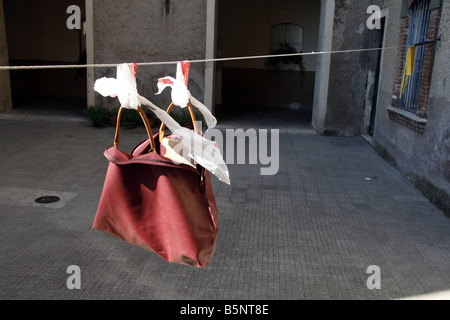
left=93, top=106, right=219, bottom=268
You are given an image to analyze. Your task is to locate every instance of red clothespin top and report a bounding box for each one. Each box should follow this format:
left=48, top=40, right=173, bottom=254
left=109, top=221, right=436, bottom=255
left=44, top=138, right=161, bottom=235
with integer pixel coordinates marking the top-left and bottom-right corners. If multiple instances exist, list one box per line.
left=180, top=60, right=190, bottom=86
left=130, top=63, right=137, bottom=79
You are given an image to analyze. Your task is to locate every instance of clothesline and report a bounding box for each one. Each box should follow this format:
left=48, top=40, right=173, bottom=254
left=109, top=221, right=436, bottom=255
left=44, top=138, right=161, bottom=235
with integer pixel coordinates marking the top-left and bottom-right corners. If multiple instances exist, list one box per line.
left=0, top=46, right=397, bottom=71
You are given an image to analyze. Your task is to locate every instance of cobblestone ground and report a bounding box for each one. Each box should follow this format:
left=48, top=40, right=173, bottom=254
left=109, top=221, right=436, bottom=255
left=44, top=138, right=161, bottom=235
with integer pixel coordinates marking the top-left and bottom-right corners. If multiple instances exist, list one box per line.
left=1, top=118, right=450, bottom=300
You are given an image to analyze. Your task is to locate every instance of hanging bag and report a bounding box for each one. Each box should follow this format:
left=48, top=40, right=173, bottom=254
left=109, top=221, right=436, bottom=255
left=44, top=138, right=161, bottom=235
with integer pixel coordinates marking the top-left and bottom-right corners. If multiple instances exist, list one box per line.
left=93, top=106, right=219, bottom=268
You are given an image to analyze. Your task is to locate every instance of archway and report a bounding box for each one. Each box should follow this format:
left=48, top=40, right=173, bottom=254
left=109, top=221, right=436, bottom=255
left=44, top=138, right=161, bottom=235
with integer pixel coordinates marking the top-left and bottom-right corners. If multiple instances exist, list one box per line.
left=213, top=0, right=322, bottom=130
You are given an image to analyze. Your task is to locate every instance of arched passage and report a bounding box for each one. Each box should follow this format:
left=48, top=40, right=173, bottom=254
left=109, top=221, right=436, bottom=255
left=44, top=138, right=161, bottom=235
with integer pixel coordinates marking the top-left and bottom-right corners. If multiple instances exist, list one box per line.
left=212, top=0, right=327, bottom=131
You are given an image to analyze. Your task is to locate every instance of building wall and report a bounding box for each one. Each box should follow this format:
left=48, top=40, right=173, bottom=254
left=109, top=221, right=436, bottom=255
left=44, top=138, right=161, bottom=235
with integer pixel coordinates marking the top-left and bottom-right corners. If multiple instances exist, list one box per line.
left=91, top=0, right=208, bottom=112
left=374, top=0, right=449, bottom=212
left=0, top=0, right=12, bottom=112
left=319, top=0, right=392, bottom=136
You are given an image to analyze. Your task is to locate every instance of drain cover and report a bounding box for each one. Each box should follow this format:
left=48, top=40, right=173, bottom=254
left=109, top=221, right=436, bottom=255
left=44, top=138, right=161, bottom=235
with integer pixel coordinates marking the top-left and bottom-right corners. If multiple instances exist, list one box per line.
left=35, top=196, right=61, bottom=204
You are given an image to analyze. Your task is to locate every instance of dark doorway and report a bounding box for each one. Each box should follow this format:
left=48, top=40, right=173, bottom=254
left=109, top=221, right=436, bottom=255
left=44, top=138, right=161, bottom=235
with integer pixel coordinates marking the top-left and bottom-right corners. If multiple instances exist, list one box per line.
left=368, top=18, right=386, bottom=137
left=3, top=0, right=86, bottom=116
left=215, top=0, right=320, bottom=130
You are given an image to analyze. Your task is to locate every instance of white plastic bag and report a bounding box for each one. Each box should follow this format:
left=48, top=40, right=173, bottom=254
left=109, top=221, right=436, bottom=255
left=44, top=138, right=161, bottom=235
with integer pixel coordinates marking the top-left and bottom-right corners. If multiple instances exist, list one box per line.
left=139, top=95, right=230, bottom=185
left=94, top=63, right=139, bottom=110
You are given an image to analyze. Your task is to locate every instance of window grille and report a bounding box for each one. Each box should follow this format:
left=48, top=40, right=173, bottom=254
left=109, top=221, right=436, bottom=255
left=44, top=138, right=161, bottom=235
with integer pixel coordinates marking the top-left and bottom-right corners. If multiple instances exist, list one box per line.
left=399, top=0, right=431, bottom=113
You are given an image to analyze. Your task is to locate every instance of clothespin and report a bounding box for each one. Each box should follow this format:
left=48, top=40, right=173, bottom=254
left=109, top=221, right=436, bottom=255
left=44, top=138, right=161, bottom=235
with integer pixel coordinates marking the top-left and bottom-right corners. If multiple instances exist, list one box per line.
left=157, top=61, right=191, bottom=108
left=156, top=61, right=217, bottom=129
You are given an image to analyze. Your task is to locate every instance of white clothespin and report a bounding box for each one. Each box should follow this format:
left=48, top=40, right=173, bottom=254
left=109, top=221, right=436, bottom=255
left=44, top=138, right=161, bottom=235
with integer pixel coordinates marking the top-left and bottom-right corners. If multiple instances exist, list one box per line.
left=156, top=61, right=217, bottom=129
left=94, top=63, right=139, bottom=110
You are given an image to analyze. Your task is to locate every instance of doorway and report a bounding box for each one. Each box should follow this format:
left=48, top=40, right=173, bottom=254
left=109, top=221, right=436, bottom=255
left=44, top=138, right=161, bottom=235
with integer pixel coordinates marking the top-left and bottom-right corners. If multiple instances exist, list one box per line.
left=365, top=17, right=386, bottom=137
left=3, top=0, right=87, bottom=116
left=215, top=0, right=321, bottom=130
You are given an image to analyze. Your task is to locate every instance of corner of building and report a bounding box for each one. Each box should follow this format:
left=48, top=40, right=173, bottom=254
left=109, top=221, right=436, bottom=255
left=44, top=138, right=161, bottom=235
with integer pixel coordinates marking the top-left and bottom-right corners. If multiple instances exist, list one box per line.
left=0, top=0, right=12, bottom=113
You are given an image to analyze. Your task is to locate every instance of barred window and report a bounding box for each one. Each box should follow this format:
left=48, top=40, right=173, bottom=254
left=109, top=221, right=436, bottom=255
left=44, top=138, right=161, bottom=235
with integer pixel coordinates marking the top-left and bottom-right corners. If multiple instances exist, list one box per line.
left=399, top=0, right=431, bottom=114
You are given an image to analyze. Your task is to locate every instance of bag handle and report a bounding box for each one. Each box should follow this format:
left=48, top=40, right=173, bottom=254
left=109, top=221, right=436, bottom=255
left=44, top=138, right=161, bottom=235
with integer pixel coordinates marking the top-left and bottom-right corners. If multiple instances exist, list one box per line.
left=114, top=106, right=157, bottom=154
left=159, top=103, right=206, bottom=191
left=159, top=102, right=199, bottom=143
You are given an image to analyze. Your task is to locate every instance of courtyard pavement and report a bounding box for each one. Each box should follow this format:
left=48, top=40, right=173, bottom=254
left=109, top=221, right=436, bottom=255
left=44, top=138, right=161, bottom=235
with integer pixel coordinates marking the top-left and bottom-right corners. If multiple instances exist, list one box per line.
left=1, top=111, right=450, bottom=301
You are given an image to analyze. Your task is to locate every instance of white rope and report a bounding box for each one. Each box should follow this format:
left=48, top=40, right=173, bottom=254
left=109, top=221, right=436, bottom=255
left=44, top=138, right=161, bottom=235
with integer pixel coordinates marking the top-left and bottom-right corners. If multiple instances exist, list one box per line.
left=0, top=46, right=397, bottom=71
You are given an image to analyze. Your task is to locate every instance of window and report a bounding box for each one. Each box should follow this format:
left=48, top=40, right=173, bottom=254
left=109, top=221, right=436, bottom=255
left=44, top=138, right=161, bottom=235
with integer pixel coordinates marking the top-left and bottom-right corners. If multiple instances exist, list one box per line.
left=270, top=23, right=303, bottom=54
left=398, top=0, right=431, bottom=114
left=389, top=0, right=441, bottom=133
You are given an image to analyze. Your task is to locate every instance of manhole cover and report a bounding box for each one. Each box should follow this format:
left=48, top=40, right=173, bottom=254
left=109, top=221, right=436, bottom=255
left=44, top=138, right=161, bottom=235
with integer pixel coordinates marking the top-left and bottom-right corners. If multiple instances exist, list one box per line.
left=35, top=196, right=61, bottom=204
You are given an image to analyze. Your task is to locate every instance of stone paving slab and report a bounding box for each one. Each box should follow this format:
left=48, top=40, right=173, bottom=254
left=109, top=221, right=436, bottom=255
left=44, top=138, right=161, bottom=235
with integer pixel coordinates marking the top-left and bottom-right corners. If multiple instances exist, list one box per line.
left=0, top=118, right=450, bottom=300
